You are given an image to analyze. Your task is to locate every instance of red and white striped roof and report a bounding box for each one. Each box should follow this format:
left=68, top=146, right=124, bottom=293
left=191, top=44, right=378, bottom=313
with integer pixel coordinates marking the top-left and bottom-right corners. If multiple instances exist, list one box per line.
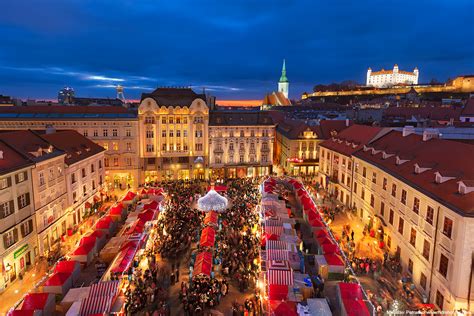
left=79, top=295, right=112, bottom=316
left=267, top=269, right=294, bottom=285
left=89, top=280, right=119, bottom=298
left=266, top=240, right=288, bottom=250
left=266, top=249, right=289, bottom=261
left=264, top=225, right=283, bottom=236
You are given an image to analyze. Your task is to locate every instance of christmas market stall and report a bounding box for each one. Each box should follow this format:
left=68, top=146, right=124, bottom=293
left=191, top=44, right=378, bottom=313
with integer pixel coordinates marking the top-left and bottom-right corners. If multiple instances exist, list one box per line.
left=53, top=260, right=81, bottom=285
left=18, top=293, right=55, bottom=315
left=42, top=271, right=73, bottom=296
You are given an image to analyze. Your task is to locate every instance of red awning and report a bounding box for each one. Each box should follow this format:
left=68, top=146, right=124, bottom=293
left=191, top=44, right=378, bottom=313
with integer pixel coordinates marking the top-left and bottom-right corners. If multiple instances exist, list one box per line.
left=122, top=191, right=137, bottom=202
left=338, top=282, right=363, bottom=300
left=79, top=295, right=113, bottom=316
left=322, top=244, right=341, bottom=255
left=89, top=280, right=120, bottom=297
left=110, top=246, right=136, bottom=274
left=138, top=209, right=157, bottom=222
left=109, top=204, right=124, bottom=216
left=317, top=236, right=334, bottom=246
left=207, top=185, right=227, bottom=192
left=71, top=242, right=94, bottom=255
left=204, top=211, right=218, bottom=226
left=268, top=285, right=288, bottom=300
left=54, top=260, right=80, bottom=274
left=147, top=188, right=163, bottom=195
left=44, top=272, right=71, bottom=286
left=293, top=182, right=303, bottom=189
left=143, top=200, right=159, bottom=210
left=21, top=293, right=53, bottom=310
left=193, top=251, right=212, bottom=277
left=199, top=227, right=216, bottom=248
left=126, top=219, right=146, bottom=235
left=88, top=230, right=104, bottom=240
left=324, top=253, right=345, bottom=266
left=307, top=210, right=320, bottom=221
left=10, top=310, right=36, bottom=316
left=269, top=300, right=297, bottom=316
left=338, top=283, right=369, bottom=316
left=140, top=188, right=148, bottom=195
left=310, top=219, right=325, bottom=228
left=79, top=236, right=97, bottom=248
left=314, top=229, right=328, bottom=238
left=96, top=216, right=113, bottom=230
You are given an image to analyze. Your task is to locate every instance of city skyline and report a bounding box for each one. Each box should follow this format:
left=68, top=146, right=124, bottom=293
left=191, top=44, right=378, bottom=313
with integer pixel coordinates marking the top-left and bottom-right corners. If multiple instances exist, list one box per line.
left=1, top=0, right=473, bottom=100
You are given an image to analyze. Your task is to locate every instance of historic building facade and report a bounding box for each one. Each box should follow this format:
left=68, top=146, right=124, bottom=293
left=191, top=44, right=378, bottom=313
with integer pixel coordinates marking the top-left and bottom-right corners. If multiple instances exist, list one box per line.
left=367, top=64, right=419, bottom=87
left=138, top=88, right=209, bottom=181
left=208, top=111, right=275, bottom=179
left=0, top=106, right=139, bottom=190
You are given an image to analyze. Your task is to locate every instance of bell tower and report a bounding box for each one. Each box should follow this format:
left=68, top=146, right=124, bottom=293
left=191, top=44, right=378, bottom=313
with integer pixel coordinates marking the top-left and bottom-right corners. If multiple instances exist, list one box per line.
left=278, top=59, right=289, bottom=99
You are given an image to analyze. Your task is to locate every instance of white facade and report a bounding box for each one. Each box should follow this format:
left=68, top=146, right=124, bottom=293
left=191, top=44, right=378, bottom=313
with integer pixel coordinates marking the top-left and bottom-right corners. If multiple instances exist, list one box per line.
left=367, top=65, right=419, bottom=87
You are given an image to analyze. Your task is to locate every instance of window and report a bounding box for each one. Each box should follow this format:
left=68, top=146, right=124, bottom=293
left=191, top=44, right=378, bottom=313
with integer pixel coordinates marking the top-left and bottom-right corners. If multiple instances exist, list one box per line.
left=104, top=158, right=109, bottom=167
left=113, top=158, right=119, bottom=167
left=400, top=189, right=407, bottom=205
left=348, top=161, right=352, bottom=171
left=126, top=143, right=132, bottom=151
left=370, top=194, right=375, bottom=207
left=239, top=155, right=244, bottom=163
left=103, top=129, right=108, bottom=137
left=195, top=143, right=203, bottom=151
left=229, top=143, right=234, bottom=151
left=410, top=228, right=417, bottom=247
left=103, top=143, right=109, bottom=150
left=126, top=158, right=132, bottom=167
left=82, top=185, right=87, bottom=195
left=423, top=239, right=430, bottom=260
left=39, top=172, right=45, bottom=186
left=146, top=144, right=155, bottom=152
left=161, top=117, right=166, bottom=124
left=92, top=180, right=96, bottom=190
left=93, top=130, right=98, bottom=137
left=230, top=130, right=234, bottom=137
left=382, top=178, right=387, bottom=190
left=262, top=154, right=267, bottom=163
left=16, top=172, right=27, bottom=184
left=183, top=130, right=188, bottom=138
left=439, top=254, right=449, bottom=278
left=398, top=217, right=404, bottom=235
left=183, top=143, right=188, bottom=151
left=146, top=130, right=154, bottom=138
left=436, top=291, right=444, bottom=310
left=169, top=130, right=174, bottom=138
left=20, top=219, right=33, bottom=237
left=195, top=130, right=203, bottom=138
left=17, top=193, right=30, bottom=209
left=98, top=160, right=102, bottom=169
left=362, top=167, right=366, bottom=178
left=161, top=130, right=166, bottom=138
left=391, top=183, right=397, bottom=197
left=442, top=217, right=453, bottom=238
left=372, top=172, right=377, bottom=184
left=380, top=202, right=385, bottom=217
left=176, top=130, right=181, bottom=137
left=361, top=188, right=365, bottom=200
left=426, top=206, right=434, bottom=225
left=81, top=168, right=86, bottom=178
left=71, top=173, right=76, bottom=184
left=387, top=235, right=391, bottom=248
left=145, top=116, right=155, bottom=124
left=0, top=200, right=14, bottom=218
left=3, top=229, right=18, bottom=249
left=240, top=130, right=244, bottom=137
left=420, top=272, right=427, bottom=290
left=112, top=142, right=118, bottom=151
left=250, top=130, right=255, bottom=137
left=183, top=117, right=187, bottom=124
left=169, top=117, right=174, bottom=124
left=126, top=129, right=131, bottom=137
left=112, top=129, right=118, bottom=137
left=413, top=197, right=420, bottom=214
left=0, top=177, right=11, bottom=189
left=408, top=259, right=413, bottom=274
left=176, top=117, right=181, bottom=124
left=353, top=182, right=357, bottom=195
left=90, top=164, right=95, bottom=173
left=83, top=130, right=88, bottom=137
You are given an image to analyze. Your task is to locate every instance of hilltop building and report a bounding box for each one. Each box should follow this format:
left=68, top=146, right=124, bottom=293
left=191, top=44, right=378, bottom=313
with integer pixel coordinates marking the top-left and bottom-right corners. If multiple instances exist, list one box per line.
left=367, top=64, right=419, bottom=87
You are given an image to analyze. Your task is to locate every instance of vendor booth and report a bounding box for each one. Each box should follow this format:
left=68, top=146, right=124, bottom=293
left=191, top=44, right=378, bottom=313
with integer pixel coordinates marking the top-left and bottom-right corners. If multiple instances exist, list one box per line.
left=9, top=310, right=41, bottom=316
left=199, top=227, right=216, bottom=248
left=54, top=260, right=81, bottom=285
left=95, top=216, right=116, bottom=237
left=19, top=293, right=55, bottom=315
left=193, top=251, right=213, bottom=278
left=337, top=282, right=371, bottom=316
left=268, top=300, right=297, bottom=316
left=61, top=287, right=90, bottom=311
left=121, top=191, right=137, bottom=204
left=42, top=272, right=73, bottom=296
left=69, top=242, right=95, bottom=265
left=204, top=211, right=218, bottom=227
left=298, top=298, right=332, bottom=316
left=87, top=230, right=106, bottom=251
left=108, top=204, right=126, bottom=222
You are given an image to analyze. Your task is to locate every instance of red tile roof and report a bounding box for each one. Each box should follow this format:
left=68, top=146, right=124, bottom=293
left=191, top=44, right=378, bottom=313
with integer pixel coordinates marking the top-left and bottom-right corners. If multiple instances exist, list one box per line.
left=461, top=98, right=474, bottom=117
left=262, top=92, right=291, bottom=106
left=319, top=125, right=387, bottom=156
left=354, top=130, right=474, bottom=216
left=0, top=105, right=129, bottom=114
left=383, top=106, right=462, bottom=121
left=0, top=130, right=64, bottom=162
left=41, top=130, right=105, bottom=165
left=0, top=140, right=33, bottom=175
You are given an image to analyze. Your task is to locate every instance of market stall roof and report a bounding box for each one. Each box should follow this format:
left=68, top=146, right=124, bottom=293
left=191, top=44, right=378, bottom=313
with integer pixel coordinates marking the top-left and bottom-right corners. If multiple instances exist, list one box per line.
left=110, top=246, right=137, bottom=274
left=54, top=260, right=80, bottom=274
left=266, top=240, right=288, bottom=250
left=193, top=251, right=212, bottom=277
left=79, top=295, right=113, bottom=316
left=199, top=227, right=216, bottom=248
left=266, top=249, right=289, bottom=261
left=44, top=272, right=71, bottom=286
left=268, top=260, right=291, bottom=271
left=268, top=284, right=288, bottom=300
left=322, top=244, right=341, bottom=255
left=143, top=200, right=159, bottom=210
left=71, top=242, right=94, bottom=255
left=79, top=235, right=97, bottom=248
left=264, top=225, right=283, bottom=236
left=122, top=191, right=137, bottom=202
left=138, top=209, right=157, bottom=222
left=324, top=254, right=345, bottom=266
left=21, top=293, right=54, bottom=311
left=204, top=211, right=218, bottom=226
left=95, top=216, right=113, bottom=229
left=147, top=187, right=163, bottom=195
left=269, top=300, right=297, bottom=316
left=267, top=269, right=294, bottom=285
left=317, top=236, right=334, bottom=246
left=9, top=310, right=39, bottom=316
left=307, top=210, right=321, bottom=222
left=126, top=219, right=146, bottom=235
left=197, top=189, right=228, bottom=212
left=140, top=188, right=147, bottom=195
left=109, top=204, right=124, bottom=216
left=314, top=229, right=328, bottom=238
left=89, top=280, right=120, bottom=297
left=265, top=218, right=283, bottom=227
left=88, top=230, right=104, bottom=240
left=207, top=185, right=227, bottom=192
left=338, top=282, right=363, bottom=300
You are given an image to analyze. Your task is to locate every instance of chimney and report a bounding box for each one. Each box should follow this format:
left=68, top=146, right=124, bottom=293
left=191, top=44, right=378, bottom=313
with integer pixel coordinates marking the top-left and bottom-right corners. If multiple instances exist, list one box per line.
left=0, top=150, right=3, bottom=159
left=345, top=119, right=350, bottom=127
left=422, top=128, right=440, bottom=141
left=402, top=125, right=415, bottom=137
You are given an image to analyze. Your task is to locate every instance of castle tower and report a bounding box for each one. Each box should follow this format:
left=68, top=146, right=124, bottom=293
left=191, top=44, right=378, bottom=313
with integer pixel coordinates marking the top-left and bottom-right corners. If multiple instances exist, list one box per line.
left=278, top=59, right=289, bottom=99
left=366, top=67, right=372, bottom=86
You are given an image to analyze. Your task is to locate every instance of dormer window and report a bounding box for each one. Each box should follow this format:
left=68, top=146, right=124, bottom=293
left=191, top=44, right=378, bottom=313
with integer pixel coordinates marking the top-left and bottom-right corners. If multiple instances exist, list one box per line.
left=363, top=145, right=371, bottom=152
left=371, top=148, right=380, bottom=155
left=382, top=151, right=394, bottom=160
left=435, top=172, right=457, bottom=184
left=458, top=181, right=474, bottom=194
left=414, top=163, right=433, bottom=174
left=396, top=156, right=409, bottom=165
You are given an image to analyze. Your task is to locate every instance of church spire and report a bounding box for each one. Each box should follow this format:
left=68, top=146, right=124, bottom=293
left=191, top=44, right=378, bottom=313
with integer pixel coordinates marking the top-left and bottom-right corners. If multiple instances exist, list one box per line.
left=279, top=59, right=288, bottom=83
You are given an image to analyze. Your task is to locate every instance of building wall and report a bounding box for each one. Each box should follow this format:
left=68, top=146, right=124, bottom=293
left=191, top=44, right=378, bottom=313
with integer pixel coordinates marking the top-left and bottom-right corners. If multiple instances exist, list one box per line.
left=278, top=133, right=320, bottom=177
left=138, top=98, right=209, bottom=181
left=0, top=119, right=140, bottom=189
left=351, top=156, right=474, bottom=311
left=208, top=125, right=274, bottom=178
left=0, top=167, right=37, bottom=291
left=319, top=147, right=353, bottom=206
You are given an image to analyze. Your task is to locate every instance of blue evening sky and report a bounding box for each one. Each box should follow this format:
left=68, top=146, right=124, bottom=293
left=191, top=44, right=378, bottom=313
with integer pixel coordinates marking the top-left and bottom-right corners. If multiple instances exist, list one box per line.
left=0, top=0, right=473, bottom=100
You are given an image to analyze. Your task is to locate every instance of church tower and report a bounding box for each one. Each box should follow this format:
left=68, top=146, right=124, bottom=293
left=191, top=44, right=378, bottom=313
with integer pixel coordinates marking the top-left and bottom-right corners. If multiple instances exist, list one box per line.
left=278, top=59, right=289, bottom=99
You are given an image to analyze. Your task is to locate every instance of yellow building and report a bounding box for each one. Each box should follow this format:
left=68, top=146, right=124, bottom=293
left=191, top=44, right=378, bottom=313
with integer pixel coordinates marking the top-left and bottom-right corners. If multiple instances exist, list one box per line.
left=138, top=88, right=210, bottom=181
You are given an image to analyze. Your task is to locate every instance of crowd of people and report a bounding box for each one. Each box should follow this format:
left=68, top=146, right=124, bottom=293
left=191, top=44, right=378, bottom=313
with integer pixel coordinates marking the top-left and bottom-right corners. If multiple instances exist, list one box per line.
left=180, top=278, right=228, bottom=315
left=218, top=178, right=261, bottom=292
